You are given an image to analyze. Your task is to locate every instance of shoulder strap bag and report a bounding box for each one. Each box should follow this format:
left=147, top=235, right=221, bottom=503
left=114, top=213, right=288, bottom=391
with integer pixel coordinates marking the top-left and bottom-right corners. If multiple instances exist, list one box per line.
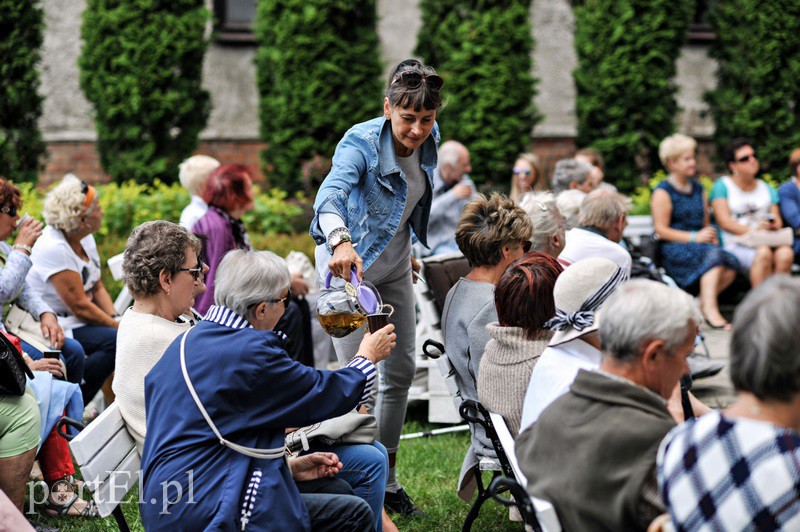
left=0, top=331, right=34, bottom=396
left=179, top=329, right=285, bottom=460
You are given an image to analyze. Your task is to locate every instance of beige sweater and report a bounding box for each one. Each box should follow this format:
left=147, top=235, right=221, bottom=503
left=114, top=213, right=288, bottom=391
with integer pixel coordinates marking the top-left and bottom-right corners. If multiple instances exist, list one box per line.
left=112, top=308, right=191, bottom=450
left=477, top=323, right=551, bottom=437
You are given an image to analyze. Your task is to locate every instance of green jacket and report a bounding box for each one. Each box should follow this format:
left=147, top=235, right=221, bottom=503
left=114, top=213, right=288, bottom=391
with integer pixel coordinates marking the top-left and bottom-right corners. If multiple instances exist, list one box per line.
left=516, top=369, right=675, bottom=531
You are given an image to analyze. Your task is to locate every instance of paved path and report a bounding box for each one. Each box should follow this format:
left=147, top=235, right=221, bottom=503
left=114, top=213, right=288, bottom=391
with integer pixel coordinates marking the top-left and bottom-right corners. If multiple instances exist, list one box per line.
left=692, top=322, right=736, bottom=409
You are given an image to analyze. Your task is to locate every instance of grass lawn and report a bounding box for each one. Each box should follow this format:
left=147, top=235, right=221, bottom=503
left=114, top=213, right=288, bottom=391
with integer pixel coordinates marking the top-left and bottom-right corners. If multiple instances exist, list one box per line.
left=25, top=402, right=521, bottom=531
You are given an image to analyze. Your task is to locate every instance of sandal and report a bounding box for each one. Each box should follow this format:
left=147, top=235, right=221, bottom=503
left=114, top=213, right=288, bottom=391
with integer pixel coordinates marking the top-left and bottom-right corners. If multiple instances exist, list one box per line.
left=43, top=482, right=99, bottom=517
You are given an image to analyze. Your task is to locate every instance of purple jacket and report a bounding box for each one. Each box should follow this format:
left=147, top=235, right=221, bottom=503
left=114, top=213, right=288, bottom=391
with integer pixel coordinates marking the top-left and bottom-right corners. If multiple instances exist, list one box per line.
left=192, top=208, right=242, bottom=314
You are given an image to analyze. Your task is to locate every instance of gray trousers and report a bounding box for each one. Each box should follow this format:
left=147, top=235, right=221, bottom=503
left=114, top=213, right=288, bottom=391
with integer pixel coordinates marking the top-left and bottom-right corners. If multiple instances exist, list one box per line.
left=332, top=259, right=416, bottom=455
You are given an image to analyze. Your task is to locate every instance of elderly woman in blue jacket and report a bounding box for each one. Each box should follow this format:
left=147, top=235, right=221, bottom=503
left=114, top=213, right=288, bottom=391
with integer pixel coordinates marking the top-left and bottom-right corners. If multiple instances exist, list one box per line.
left=310, top=58, right=443, bottom=516
left=140, top=250, right=396, bottom=531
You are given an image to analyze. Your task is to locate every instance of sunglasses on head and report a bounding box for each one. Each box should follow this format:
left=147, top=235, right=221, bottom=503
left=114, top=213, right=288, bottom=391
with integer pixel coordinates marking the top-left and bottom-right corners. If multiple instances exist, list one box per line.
left=0, top=205, right=18, bottom=217
left=177, top=259, right=204, bottom=281
left=513, top=169, right=532, bottom=176
left=736, top=153, right=756, bottom=163
left=391, top=71, right=444, bottom=92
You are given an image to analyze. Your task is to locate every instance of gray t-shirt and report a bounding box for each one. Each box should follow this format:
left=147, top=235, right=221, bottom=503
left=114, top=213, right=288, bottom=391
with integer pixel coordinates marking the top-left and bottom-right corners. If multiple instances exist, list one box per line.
left=367, top=149, right=426, bottom=283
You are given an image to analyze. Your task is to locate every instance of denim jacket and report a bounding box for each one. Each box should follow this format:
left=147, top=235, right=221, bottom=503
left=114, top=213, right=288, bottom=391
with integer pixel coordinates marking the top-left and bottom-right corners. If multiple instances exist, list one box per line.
left=310, top=116, right=440, bottom=272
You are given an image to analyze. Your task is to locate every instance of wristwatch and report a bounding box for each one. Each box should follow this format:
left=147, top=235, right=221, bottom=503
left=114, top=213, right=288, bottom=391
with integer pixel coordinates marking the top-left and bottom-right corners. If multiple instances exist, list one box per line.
left=328, top=228, right=352, bottom=251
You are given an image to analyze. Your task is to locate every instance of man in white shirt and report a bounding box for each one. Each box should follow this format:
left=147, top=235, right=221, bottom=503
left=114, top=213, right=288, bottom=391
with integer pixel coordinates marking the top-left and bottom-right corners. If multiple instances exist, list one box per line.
left=519, top=257, right=628, bottom=431
left=559, top=188, right=632, bottom=275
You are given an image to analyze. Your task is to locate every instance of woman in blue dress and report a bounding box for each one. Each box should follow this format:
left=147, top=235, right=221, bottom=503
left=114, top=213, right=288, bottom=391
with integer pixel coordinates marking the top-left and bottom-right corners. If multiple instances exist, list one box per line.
left=651, top=134, right=739, bottom=329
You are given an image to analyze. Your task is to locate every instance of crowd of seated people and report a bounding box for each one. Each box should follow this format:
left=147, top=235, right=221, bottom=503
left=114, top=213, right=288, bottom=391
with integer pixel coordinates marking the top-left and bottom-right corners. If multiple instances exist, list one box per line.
left=6, top=128, right=800, bottom=530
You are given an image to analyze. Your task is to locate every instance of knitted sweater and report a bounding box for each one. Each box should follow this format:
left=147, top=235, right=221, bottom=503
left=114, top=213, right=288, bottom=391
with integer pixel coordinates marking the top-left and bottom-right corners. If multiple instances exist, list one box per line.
left=112, top=308, right=191, bottom=450
left=477, top=323, right=551, bottom=437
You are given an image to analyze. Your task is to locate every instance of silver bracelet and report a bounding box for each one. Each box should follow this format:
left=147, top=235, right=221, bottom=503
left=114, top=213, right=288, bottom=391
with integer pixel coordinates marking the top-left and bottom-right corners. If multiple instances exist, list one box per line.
left=13, top=244, right=32, bottom=254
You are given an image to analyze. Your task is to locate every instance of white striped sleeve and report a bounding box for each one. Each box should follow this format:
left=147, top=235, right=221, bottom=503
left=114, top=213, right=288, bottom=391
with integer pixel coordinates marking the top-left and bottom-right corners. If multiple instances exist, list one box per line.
left=346, top=356, right=377, bottom=407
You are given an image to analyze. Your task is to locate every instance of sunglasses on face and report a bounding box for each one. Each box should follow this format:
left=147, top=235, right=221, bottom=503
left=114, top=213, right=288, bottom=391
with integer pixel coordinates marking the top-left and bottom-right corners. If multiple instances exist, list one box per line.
left=177, top=259, right=204, bottom=281
left=513, top=169, right=532, bottom=176
left=736, top=153, right=756, bottom=163
left=0, top=205, right=18, bottom=217
left=249, top=290, right=293, bottom=311
left=391, top=71, right=444, bottom=92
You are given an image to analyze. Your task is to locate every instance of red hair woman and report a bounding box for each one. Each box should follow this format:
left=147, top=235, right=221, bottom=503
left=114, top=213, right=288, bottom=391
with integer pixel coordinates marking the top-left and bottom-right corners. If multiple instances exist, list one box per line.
left=191, top=164, right=255, bottom=314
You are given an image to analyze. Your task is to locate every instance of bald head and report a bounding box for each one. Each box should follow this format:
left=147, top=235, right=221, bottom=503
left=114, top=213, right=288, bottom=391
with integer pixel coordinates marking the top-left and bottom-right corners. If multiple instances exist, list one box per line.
left=439, top=141, right=471, bottom=185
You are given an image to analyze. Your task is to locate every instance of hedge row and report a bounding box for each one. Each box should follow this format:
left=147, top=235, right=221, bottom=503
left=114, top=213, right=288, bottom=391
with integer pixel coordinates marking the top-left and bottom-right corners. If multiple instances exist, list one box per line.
left=0, top=0, right=45, bottom=183
left=255, top=0, right=383, bottom=194
left=573, top=0, right=694, bottom=193
left=706, top=0, right=800, bottom=177
left=14, top=180, right=311, bottom=297
left=79, top=0, right=211, bottom=184
left=415, top=0, right=539, bottom=187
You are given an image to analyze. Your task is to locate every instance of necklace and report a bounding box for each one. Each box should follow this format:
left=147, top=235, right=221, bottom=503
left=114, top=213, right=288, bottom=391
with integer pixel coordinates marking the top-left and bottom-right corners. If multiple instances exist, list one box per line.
left=667, top=175, right=692, bottom=194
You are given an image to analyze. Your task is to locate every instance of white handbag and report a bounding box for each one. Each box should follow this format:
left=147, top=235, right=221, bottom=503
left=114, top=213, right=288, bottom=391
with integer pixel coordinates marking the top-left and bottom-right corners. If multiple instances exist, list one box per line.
left=5, top=304, right=50, bottom=353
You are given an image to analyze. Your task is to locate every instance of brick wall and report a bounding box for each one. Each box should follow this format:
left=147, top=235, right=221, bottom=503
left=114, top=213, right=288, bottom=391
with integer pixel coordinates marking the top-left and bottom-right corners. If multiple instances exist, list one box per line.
left=41, top=140, right=269, bottom=187
left=40, top=137, right=720, bottom=189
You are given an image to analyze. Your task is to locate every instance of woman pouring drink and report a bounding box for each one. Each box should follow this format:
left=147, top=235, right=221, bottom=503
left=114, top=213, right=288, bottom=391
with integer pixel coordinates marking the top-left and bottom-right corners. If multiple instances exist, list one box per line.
left=310, top=59, right=443, bottom=516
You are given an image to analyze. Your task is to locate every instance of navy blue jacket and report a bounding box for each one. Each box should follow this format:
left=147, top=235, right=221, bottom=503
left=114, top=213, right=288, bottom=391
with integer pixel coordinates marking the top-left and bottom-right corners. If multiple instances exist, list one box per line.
left=140, top=307, right=370, bottom=531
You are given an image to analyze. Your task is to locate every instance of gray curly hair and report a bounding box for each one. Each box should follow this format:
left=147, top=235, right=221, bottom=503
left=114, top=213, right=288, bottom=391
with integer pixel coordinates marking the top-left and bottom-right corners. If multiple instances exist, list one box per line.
left=122, top=220, right=202, bottom=298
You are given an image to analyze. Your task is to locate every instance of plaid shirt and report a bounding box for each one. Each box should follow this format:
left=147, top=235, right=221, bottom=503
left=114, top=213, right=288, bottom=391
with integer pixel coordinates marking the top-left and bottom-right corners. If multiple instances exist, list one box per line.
left=657, top=410, right=800, bottom=531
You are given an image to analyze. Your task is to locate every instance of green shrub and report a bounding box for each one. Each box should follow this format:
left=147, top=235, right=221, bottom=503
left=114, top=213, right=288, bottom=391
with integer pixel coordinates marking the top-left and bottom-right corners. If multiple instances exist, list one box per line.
left=10, top=180, right=311, bottom=298
left=79, top=0, right=211, bottom=184
left=415, top=0, right=538, bottom=188
left=573, top=0, right=694, bottom=193
left=706, top=0, right=800, bottom=178
left=255, top=0, right=383, bottom=193
left=0, top=0, right=44, bottom=182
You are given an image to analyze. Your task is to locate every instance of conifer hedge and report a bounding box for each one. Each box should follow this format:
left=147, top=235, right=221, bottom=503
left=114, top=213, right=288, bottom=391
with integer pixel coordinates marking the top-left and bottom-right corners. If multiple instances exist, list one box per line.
left=79, top=0, right=210, bottom=184
left=0, top=0, right=45, bottom=182
left=416, top=0, right=538, bottom=187
left=255, top=0, right=383, bottom=193
left=573, top=0, right=694, bottom=192
left=706, top=0, right=800, bottom=178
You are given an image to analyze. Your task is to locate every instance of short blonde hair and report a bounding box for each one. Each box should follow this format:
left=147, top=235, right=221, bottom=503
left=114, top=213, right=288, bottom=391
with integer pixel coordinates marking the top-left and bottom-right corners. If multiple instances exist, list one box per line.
left=43, top=174, right=94, bottom=233
left=578, top=189, right=631, bottom=231
left=179, top=155, right=220, bottom=196
left=455, top=193, right=533, bottom=268
left=659, top=134, right=697, bottom=167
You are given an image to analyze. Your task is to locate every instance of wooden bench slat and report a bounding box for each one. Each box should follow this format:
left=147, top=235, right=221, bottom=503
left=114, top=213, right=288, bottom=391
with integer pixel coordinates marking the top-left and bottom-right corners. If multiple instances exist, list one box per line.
left=91, top=448, right=141, bottom=518
left=78, top=426, right=137, bottom=487
left=488, top=412, right=562, bottom=532
left=70, top=402, right=128, bottom=465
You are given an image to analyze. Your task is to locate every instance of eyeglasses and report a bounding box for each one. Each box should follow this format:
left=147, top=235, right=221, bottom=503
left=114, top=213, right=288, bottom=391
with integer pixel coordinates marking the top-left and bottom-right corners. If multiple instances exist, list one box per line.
left=249, top=291, right=292, bottom=310
left=177, top=259, right=204, bottom=281
left=80, top=180, right=89, bottom=194
left=391, top=71, right=444, bottom=92
left=0, top=205, right=18, bottom=217
left=521, top=241, right=532, bottom=253
left=513, top=169, right=532, bottom=176
left=736, top=154, right=756, bottom=163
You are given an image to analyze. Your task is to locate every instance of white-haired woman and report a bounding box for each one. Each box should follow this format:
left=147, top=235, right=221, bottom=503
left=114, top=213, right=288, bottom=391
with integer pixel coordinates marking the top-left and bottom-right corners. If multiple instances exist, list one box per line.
left=653, top=134, right=739, bottom=329
left=178, top=154, right=220, bottom=230
left=141, top=249, right=397, bottom=531
left=27, top=174, right=117, bottom=404
left=519, top=191, right=566, bottom=259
